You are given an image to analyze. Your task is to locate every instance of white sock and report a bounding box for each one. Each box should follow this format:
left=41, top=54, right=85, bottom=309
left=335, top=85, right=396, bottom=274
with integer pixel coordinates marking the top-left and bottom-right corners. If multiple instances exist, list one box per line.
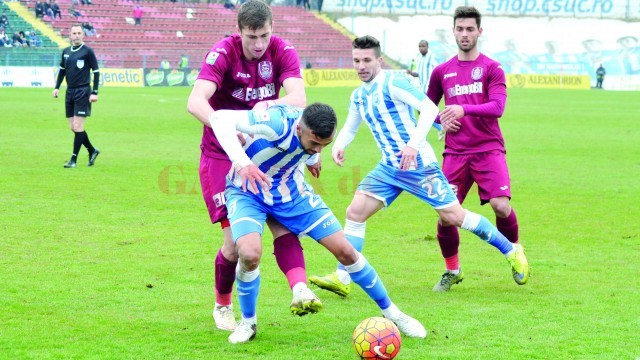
left=292, top=282, right=308, bottom=293
left=381, top=302, right=400, bottom=319
left=241, top=315, right=257, bottom=325
left=336, top=269, right=351, bottom=284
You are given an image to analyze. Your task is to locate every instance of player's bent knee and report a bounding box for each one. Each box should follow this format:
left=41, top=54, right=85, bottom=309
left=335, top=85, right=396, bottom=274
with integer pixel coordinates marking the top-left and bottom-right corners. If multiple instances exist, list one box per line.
left=490, top=199, right=511, bottom=218
left=333, top=245, right=357, bottom=265
left=345, top=204, right=367, bottom=223
left=238, top=246, right=262, bottom=266
left=438, top=209, right=464, bottom=227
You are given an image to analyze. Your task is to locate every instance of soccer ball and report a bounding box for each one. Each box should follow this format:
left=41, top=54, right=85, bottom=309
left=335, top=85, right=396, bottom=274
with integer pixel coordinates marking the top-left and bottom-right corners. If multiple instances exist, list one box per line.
left=352, top=317, right=401, bottom=359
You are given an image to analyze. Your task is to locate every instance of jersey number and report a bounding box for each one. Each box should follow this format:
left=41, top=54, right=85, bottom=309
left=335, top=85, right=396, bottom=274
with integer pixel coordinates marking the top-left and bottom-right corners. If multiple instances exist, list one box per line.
left=419, top=175, right=447, bottom=202
left=301, top=190, right=321, bottom=208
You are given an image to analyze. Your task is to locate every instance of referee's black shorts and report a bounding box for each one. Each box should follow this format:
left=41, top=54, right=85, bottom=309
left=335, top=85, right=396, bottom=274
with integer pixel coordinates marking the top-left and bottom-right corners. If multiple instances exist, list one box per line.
left=65, top=86, right=92, bottom=118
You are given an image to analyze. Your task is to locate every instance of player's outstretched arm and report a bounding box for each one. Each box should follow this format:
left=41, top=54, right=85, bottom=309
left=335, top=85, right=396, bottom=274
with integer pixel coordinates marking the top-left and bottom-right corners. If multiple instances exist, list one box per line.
left=209, top=110, right=273, bottom=194
left=187, top=79, right=218, bottom=127
left=278, top=77, right=306, bottom=108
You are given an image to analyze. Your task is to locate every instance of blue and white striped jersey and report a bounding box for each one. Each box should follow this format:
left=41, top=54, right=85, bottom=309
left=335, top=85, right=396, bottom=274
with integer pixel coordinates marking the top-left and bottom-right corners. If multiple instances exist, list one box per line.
left=416, top=51, right=438, bottom=93
left=227, top=105, right=312, bottom=206
left=347, top=70, right=438, bottom=169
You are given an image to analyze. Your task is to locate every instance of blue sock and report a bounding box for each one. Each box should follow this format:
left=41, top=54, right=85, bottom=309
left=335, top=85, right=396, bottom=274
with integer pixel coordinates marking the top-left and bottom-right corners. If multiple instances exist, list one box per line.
left=236, top=267, right=260, bottom=319
left=345, top=252, right=391, bottom=310
left=338, top=220, right=365, bottom=272
left=462, top=211, right=514, bottom=255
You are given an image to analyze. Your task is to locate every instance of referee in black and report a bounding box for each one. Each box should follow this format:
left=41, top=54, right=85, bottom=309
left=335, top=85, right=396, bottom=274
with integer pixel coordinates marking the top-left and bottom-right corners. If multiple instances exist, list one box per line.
left=53, top=24, right=101, bottom=168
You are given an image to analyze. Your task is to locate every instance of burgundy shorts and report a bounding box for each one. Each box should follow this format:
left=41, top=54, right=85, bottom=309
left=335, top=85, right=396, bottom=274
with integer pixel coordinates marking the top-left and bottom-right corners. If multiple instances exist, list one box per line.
left=442, top=149, right=511, bottom=205
left=199, top=153, right=232, bottom=224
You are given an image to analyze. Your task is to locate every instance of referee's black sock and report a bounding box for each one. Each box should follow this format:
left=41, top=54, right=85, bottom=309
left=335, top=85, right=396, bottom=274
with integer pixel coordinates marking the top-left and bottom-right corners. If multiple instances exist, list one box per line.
left=82, top=131, right=95, bottom=154
left=72, top=131, right=86, bottom=161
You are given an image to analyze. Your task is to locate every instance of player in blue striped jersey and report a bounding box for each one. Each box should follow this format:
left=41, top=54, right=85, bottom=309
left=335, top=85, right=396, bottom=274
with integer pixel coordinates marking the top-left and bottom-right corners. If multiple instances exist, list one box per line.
left=209, top=103, right=427, bottom=344
left=309, top=35, right=529, bottom=297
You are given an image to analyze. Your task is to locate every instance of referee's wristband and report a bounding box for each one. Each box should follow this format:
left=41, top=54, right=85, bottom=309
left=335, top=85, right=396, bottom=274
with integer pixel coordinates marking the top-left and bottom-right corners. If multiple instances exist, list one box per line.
left=92, top=90, right=99, bottom=95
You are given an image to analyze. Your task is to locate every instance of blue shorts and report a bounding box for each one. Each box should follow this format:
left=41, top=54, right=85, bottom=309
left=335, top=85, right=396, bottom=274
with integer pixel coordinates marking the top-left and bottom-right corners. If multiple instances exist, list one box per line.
left=225, top=183, right=342, bottom=243
left=358, top=162, right=458, bottom=210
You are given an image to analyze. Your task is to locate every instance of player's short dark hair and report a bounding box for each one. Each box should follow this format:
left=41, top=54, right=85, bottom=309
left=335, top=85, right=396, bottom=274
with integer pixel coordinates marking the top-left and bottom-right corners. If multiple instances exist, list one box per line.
left=352, top=35, right=381, bottom=57
left=237, top=0, right=272, bottom=31
left=301, top=103, right=337, bottom=139
left=454, top=6, right=482, bottom=28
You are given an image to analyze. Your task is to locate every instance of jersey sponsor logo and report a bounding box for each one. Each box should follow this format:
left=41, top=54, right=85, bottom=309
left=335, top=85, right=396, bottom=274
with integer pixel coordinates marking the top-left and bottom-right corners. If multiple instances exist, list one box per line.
left=215, top=47, right=228, bottom=54
left=76, top=59, right=85, bottom=69
left=443, top=72, right=457, bottom=79
left=258, top=61, right=273, bottom=80
left=447, top=82, right=483, bottom=97
left=213, top=192, right=227, bottom=207
left=205, top=51, right=219, bottom=65
left=372, top=346, right=390, bottom=359
left=236, top=72, right=251, bottom=78
left=245, top=83, right=276, bottom=101
left=284, top=45, right=295, bottom=51
left=500, top=185, right=509, bottom=190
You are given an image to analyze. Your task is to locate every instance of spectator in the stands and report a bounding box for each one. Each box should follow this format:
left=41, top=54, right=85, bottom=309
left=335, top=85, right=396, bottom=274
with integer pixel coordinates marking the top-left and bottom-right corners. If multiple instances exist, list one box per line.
left=51, top=0, right=62, bottom=19
left=12, top=31, right=25, bottom=47
left=0, top=11, right=9, bottom=28
left=44, top=1, right=54, bottom=18
left=29, top=30, right=42, bottom=47
left=20, top=31, right=30, bottom=47
left=133, top=6, right=143, bottom=25
left=69, top=6, right=82, bottom=19
left=82, top=22, right=97, bottom=36
left=160, top=59, right=171, bottom=69
left=178, top=54, right=189, bottom=69
left=35, top=1, right=45, bottom=18
left=223, top=0, right=235, bottom=9
left=0, top=28, right=11, bottom=47
left=81, top=0, right=93, bottom=5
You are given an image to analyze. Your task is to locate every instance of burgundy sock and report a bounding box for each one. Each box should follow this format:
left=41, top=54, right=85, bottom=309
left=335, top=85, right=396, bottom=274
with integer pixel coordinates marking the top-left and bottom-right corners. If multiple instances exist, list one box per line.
left=496, top=208, right=519, bottom=243
left=437, top=224, right=460, bottom=270
left=273, top=233, right=307, bottom=289
left=214, top=249, right=237, bottom=306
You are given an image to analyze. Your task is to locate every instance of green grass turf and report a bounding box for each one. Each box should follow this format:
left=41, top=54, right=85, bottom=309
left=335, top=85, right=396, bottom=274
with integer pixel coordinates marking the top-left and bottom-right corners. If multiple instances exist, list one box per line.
left=0, top=86, right=638, bottom=359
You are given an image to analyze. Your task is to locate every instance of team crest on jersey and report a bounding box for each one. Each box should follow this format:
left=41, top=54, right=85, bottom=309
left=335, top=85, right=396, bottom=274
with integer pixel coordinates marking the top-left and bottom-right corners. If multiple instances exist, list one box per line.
left=76, top=59, right=85, bottom=69
left=258, top=61, right=273, bottom=80
left=254, top=111, right=270, bottom=122
left=372, top=92, right=380, bottom=106
left=206, top=52, right=219, bottom=65
left=471, top=67, right=483, bottom=80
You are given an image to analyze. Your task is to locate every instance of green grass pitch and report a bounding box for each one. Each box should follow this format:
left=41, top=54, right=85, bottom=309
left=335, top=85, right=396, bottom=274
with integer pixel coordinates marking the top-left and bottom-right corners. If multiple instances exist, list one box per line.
left=0, top=86, right=639, bottom=359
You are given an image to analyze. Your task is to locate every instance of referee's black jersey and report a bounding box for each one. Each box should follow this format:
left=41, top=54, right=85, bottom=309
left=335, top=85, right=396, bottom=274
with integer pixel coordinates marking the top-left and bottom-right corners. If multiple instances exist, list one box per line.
left=58, top=44, right=99, bottom=89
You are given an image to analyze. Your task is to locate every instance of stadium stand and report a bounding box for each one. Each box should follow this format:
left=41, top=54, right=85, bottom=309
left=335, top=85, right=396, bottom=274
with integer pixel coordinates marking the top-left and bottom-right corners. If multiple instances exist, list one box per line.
left=16, top=0, right=354, bottom=69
